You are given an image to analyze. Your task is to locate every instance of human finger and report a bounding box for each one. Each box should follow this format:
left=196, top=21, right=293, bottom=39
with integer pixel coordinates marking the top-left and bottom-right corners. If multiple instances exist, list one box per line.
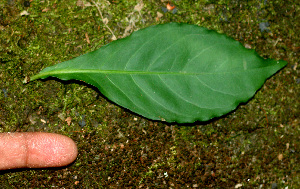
left=0, top=132, right=78, bottom=170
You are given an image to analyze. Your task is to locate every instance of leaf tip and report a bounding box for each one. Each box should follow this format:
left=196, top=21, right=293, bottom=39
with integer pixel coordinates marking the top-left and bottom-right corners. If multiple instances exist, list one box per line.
left=278, top=60, right=288, bottom=66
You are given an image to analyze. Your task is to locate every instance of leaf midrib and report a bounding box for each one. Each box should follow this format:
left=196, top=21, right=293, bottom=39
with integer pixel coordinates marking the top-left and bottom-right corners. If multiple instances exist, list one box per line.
left=31, top=65, right=277, bottom=81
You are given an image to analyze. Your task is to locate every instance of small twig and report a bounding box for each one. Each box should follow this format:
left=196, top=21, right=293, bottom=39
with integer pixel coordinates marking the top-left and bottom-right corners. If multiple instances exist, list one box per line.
left=91, top=0, right=117, bottom=40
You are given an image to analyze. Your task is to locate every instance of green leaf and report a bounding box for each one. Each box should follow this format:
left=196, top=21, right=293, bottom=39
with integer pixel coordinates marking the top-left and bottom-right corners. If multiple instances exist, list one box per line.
left=29, top=23, right=287, bottom=123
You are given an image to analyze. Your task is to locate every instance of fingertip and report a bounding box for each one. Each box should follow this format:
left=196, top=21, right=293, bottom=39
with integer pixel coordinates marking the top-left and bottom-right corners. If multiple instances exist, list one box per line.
left=26, top=132, right=78, bottom=168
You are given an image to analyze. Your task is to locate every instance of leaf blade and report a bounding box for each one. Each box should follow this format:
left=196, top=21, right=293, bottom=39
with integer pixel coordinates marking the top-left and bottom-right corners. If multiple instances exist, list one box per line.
left=30, top=23, right=287, bottom=123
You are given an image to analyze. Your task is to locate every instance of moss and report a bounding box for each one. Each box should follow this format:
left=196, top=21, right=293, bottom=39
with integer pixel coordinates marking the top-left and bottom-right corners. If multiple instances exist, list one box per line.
left=0, top=0, right=299, bottom=188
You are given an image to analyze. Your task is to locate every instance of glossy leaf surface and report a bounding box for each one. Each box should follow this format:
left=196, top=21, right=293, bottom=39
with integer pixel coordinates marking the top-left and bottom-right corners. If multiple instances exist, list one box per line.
left=30, top=23, right=287, bottom=123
